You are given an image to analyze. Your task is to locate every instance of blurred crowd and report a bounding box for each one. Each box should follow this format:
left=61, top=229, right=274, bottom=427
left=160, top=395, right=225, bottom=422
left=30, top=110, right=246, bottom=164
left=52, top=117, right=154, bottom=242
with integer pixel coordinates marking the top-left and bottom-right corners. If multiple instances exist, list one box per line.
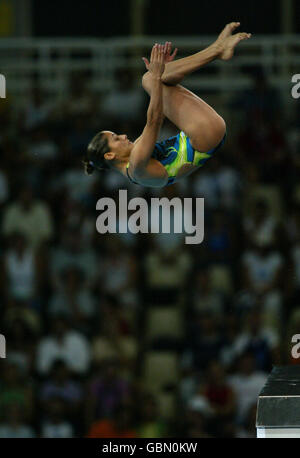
left=0, top=68, right=300, bottom=438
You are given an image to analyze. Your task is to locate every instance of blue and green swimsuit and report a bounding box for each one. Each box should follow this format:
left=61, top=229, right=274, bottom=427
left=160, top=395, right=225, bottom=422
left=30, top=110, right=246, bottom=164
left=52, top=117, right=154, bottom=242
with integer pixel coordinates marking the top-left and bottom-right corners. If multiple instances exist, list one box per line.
left=126, top=130, right=226, bottom=186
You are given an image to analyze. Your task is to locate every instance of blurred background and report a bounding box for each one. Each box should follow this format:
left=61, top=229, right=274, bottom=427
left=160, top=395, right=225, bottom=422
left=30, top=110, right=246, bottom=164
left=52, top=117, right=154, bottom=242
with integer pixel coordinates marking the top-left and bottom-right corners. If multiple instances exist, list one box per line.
left=0, top=0, right=300, bottom=439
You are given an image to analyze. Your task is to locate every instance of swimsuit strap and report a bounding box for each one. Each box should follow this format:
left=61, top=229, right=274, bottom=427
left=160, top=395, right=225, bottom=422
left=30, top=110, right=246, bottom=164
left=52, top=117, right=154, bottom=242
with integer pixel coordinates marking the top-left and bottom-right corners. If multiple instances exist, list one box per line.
left=126, top=162, right=140, bottom=185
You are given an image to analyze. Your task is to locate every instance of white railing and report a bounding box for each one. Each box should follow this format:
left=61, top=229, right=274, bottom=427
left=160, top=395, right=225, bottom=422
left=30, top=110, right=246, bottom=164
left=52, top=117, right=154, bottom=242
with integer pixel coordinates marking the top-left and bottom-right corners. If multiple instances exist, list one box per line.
left=1, top=35, right=299, bottom=106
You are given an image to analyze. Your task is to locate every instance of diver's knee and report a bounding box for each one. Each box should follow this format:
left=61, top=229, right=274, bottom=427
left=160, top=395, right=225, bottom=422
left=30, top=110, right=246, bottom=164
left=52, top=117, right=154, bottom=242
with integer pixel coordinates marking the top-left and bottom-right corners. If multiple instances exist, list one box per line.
left=210, top=115, right=226, bottom=146
left=191, top=115, right=226, bottom=152
left=218, top=116, right=226, bottom=137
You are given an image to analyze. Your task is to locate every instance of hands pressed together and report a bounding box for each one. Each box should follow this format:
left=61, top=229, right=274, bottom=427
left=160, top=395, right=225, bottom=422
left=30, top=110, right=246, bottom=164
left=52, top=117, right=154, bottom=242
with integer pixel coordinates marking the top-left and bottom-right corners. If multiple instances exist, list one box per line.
left=142, top=41, right=178, bottom=78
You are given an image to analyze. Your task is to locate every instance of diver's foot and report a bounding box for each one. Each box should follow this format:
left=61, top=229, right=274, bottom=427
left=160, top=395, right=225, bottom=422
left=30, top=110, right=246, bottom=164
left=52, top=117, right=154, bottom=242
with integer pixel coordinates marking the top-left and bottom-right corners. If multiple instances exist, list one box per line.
left=214, top=22, right=251, bottom=61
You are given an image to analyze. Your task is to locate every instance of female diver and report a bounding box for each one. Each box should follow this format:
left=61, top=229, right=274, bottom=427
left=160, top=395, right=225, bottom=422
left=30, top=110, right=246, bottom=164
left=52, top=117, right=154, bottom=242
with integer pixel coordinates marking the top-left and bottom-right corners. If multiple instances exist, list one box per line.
left=83, top=22, right=251, bottom=187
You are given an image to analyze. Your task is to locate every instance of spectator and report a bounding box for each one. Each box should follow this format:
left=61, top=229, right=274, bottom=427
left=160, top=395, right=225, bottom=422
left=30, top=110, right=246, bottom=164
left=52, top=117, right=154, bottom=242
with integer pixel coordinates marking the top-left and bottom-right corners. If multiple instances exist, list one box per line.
left=220, top=313, right=243, bottom=368
left=40, top=360, right=83, bottom=414
left=240, top=241, right=284, bottom=330
left=145, top=239, right=191, bottom=292
left=2, top=297, right=42, bottom=338
left=61, top=72, right=98, bottom=119
left=2, top=184, right=53, bottom=249
left=192, top=160, right=220, bottom=209
left=41, top=398, right=74, bottom=438
left=205, top=209, right=235, bottom=265
left=183, top=311, right=225, bottom=371
left=87, top=401, right=137, bottom=438
left=19, top=86, right=53, bottom=132
left=92, top=295, right=132, bottom=342
left=230, top=308, right=280, bottom=372
left=227, top=352, right=267, bottom=425
left=214, top=157, right=242, bottom=211
left=48, top=267, right=96, bottom=330
left=85, top=358, right=132, bottom=425
left=2, top=232, right=43, bottom=305
left=232, top=72, right=280, bottom=123
left=181, top=399, right=213, bottom=438
left=100, top=236, right=138, bottom=308
left=192, top=267, right=224, bottom=318
left=243, top=200, right=280, bottom=248
left=67, top=115, right=96, bottom=157
left=50, top=229, right=97, bottom=289
left=202, top=361, right=236, bottom=422
left=55, top=166, right=98, bottom=204
left=26, top=126, right=58, bottom=163
left=36, top=315, right=91, bottom=376
left=101, top=69, right=144, bottom=123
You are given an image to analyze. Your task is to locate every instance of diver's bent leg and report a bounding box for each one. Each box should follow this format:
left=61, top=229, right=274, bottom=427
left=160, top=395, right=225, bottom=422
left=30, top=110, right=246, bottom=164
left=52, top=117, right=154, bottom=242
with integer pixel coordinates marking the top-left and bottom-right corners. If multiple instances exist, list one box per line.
left=160, top=22, right=251, bottom=85
left=161, top=44, right=218, bottom=85
left=142, top=74, right=225, bottom=152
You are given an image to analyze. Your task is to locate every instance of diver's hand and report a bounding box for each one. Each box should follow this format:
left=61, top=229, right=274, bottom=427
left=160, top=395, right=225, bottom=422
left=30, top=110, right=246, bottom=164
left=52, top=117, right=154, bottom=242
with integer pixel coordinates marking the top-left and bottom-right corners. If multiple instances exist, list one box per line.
left=142, top=41, right=177, bottom=70
left=142, top=43, right=166, bottom=77
left=164, top=41, right=178, bottom=63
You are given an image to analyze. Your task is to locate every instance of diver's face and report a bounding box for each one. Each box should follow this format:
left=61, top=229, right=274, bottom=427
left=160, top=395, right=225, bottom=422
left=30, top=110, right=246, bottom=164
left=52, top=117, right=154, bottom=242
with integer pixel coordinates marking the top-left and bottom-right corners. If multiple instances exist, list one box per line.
left=103, top=131, right=132, bottom=159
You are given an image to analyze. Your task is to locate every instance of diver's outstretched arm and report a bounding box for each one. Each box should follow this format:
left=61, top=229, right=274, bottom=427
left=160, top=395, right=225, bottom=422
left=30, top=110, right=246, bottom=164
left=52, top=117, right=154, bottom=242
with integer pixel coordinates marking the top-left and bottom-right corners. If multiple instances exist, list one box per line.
left=128, top=44, right=168, bottom=186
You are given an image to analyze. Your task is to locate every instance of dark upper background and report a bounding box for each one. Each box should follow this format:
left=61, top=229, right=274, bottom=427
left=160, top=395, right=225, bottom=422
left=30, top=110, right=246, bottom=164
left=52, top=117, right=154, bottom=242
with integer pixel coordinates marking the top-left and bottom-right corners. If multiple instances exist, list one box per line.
left=32, top=0, right=297, bottom=37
